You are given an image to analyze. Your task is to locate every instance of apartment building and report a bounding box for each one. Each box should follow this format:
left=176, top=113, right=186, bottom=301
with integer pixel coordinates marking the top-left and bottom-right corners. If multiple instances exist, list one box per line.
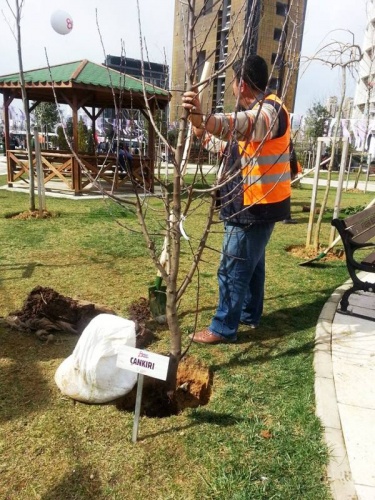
left=105, top=56, right=169, bottom=90
left=170, top=0, right=307, bottom=123
left=353, top=0, right=375, bottom=120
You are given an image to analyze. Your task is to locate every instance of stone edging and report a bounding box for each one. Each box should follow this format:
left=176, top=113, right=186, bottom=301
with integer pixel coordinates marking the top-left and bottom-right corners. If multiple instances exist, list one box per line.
left=314, top=279, right=358, bottom=500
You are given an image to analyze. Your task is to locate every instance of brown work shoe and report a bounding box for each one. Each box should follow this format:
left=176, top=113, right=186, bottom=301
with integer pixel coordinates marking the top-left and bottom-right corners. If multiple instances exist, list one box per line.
left=189, top=328, right=235, bottom=344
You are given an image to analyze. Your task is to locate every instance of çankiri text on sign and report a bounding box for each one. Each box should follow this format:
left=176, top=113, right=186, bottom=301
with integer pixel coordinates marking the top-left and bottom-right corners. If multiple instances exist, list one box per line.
left=117, top=346, right=170, bottom=381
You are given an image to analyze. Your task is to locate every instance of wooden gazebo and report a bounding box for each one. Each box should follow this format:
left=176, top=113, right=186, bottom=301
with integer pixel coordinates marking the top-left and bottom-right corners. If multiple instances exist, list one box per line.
left=0, top=59, right=170, bottom=194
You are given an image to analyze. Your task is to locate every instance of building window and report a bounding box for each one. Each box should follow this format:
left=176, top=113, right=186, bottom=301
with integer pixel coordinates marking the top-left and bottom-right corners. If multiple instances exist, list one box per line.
left=276, top=2, right=288, bottom=16
left=203, top=0, right=213, bottom=15
left=269, top=77, right=280, bottom=91
left=274, top=28, right=282, bottom=41
left=271, top=52, right=283, bottom=69
left=197, top=51, right=206, bottom=82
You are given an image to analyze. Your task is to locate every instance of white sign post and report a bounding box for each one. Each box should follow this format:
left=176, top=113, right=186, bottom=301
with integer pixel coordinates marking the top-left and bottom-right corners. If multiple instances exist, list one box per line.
left=117, top=346, right=170, bottom=442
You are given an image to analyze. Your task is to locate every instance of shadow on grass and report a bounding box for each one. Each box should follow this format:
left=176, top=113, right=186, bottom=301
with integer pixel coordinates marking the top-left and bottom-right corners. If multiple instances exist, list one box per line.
left=41, top=465, right=102, bottom=500
left=189, top=409, right=245, bottom=426
left=298, top=261, right=340, bottom=269
left=138, top=410, right=243, bottom=440
left=1, top=262, right=44, bottom=279
left=0, top=324, right=76, bottom=423
left=183, top=287, right=333, bottom=337
left=209, top=337, right=317, bottom=374
left=0, top=256, right=116, bottom=282
left=207, top=292, right=332, bottom=372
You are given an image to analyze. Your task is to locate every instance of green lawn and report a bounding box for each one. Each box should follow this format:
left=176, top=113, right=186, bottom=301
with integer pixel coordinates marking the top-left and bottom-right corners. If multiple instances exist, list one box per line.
left=0, top=180, right=373, bottom=499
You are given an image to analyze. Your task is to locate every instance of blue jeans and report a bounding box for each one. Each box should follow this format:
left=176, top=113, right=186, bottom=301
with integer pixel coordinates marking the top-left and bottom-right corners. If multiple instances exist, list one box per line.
left=209, top=221, right=275, bottom=339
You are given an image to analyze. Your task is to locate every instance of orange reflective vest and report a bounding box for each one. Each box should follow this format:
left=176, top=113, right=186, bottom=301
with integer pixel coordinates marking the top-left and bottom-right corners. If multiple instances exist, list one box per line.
left=239, top=94, right=291, bottom=206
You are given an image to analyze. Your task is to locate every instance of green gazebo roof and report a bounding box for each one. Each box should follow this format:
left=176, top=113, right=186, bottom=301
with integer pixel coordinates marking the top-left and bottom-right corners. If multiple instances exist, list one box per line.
left=0, top=59, right=170, bottom=109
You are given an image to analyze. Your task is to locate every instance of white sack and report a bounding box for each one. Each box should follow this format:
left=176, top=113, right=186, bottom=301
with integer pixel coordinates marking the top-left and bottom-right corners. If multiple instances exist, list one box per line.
left=55, top=313, right=137, bottom=403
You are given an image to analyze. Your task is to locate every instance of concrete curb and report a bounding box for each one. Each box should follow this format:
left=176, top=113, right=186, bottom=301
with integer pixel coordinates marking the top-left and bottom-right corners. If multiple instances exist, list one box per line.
left=314, top=279, right=358, bottom=500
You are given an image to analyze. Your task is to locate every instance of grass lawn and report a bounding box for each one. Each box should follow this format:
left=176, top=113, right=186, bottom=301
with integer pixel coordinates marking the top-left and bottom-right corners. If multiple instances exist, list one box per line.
left=0, top=178, right=373, bottom=499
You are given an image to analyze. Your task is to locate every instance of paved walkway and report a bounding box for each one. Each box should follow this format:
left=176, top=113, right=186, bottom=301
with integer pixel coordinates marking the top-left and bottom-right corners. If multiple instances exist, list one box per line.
left=315, top=273, right=375, bottom=499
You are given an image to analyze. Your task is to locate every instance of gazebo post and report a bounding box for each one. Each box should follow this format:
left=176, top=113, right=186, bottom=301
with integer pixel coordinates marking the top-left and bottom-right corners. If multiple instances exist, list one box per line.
left=92, top=106, right=96, bottom=153
left=3, top=92, right=12, bottom=152
left=3, top=92, right=14, bottom=185
left=71, top=94, right=81, bottom=195
left=147, top=100, right=156, bottom=192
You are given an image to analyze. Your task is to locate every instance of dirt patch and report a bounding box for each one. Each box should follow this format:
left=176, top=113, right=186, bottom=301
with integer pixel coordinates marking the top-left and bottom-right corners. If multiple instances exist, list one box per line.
left=127, top=296, right=152, bottom=324
left=286, top=244, right=345, bottom=261
left=115, top=356, right=213, bottom=417
left=302, top=205, right=322, bottom=214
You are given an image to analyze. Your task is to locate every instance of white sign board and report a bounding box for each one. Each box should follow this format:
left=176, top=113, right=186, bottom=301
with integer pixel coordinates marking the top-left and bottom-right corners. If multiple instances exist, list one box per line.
left=117, top=346, right=170, bottom=381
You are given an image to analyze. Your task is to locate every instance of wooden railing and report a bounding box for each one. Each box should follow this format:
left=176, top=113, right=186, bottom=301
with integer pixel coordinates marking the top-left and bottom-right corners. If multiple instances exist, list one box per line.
left=7, top=150, right=153, bottom=195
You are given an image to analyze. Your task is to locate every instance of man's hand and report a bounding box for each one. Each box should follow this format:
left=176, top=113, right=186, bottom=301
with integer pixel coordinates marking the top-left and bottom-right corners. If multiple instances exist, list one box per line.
left=182, top=90, right=203, bottom=128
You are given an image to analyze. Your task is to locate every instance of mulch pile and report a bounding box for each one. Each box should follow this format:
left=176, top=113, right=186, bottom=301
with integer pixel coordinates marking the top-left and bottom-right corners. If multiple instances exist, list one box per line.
left=7, top=210, right=55, bottom=220
left=286, top=244, right=345, bottom=261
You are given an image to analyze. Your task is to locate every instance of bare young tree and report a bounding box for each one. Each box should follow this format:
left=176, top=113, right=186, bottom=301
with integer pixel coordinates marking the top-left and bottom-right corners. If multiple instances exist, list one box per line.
left=301, top=32, right=362, bottom=251
left=131, top=0, right=304, bottom=392
left=4, top=0, right=36, bottom=210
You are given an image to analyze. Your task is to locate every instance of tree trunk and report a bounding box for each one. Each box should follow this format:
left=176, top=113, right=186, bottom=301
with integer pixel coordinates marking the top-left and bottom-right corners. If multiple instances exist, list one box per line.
left=165, top=0, right=195, bottom=392
left=15, top=0, right=35, bottom=211
left=313, top=66, right=346, bottom=251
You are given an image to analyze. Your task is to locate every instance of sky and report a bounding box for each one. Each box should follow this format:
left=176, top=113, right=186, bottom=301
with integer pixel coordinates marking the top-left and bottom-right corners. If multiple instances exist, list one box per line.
left=294, top=0, right=368, bottom=115
left=0, top=0, right=370, bottom=117
left=0, top=0, right=175, bottom=72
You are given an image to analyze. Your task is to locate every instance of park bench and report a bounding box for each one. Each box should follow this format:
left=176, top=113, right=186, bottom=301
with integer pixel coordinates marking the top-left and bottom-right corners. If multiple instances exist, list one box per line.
left=331, top=205, right=375, bottom=320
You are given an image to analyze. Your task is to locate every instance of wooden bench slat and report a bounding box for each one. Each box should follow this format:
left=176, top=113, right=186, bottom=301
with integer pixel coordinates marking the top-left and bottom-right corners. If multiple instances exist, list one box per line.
left=332, top=206, right=375, bottom=320
left=344, top=206, right=375, bottom=243
left=361, top=251, right=375, bottom=266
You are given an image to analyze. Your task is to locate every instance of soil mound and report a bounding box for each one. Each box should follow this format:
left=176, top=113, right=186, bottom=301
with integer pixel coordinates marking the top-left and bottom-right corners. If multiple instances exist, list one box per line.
left=6, top=286, right=116, bottom=339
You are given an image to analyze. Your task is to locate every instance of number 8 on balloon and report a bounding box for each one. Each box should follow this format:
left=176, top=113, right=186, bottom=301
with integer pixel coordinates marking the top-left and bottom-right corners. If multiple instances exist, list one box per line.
left=51, top=10, right=74, bottom=35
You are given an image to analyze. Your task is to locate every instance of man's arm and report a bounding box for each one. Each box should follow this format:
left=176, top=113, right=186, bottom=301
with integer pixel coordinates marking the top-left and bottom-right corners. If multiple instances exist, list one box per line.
left=183, top=91, right=280, bottom=142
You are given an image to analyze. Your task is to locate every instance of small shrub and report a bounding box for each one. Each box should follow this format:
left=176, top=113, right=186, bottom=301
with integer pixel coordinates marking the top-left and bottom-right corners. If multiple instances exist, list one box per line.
left=342, top=205, right=366, bottom=216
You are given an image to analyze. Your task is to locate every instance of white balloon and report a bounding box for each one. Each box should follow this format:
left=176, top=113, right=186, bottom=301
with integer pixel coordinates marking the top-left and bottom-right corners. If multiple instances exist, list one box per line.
left=50, top=10, right=73, bottom=35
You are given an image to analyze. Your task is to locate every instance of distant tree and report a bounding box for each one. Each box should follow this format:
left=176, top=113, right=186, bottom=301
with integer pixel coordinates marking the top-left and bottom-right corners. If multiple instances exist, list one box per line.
left=33, top=102, right=59, bottom=133
left=304, top=102, right=332, bottom=148
left=87, top=131, right=95, bottom=154
left=56, top=117, right=90, bottom=152
left=65, top=117, right=73, bottom=139
left=56, top=126, right=68, bottom=150
left=56, top=117, right=73, bottom=150
left=77, top=118, right=89, bottom=152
